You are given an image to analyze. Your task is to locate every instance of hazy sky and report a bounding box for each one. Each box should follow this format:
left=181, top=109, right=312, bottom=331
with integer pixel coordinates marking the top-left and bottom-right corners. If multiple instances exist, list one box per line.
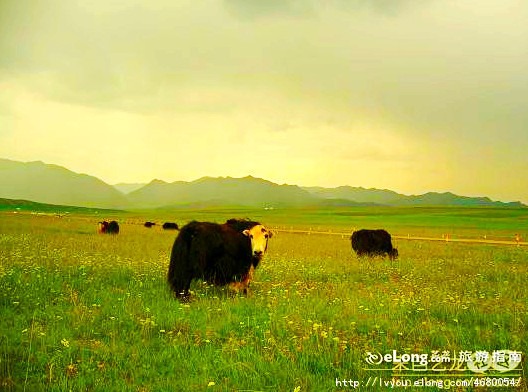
left=1, top=1, right=527, bottom=202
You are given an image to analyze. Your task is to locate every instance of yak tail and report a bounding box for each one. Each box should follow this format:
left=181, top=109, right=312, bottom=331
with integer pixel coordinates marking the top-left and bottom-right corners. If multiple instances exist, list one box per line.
left=167, top=222, right=197, bottom=295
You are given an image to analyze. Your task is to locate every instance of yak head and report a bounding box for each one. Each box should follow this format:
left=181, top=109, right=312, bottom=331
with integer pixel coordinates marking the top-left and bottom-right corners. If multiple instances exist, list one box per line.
left=243, top=225, right=272, bottom=259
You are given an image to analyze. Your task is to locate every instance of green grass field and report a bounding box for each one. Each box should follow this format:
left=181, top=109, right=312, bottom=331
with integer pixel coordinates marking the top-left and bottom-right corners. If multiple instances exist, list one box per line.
left=1, top=207, right=527, bottom=391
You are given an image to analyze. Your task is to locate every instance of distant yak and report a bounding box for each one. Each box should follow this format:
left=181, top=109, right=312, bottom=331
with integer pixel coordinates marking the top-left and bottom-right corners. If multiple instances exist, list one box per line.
left=144, top=222, right=156, bottom=228
left=351, top=229, right=398, bottom=260
left=162, top=222, right=179, bottom=230
left=98, top=220, right=120, bottom=234
left=167, top=218, right=272, bottom=301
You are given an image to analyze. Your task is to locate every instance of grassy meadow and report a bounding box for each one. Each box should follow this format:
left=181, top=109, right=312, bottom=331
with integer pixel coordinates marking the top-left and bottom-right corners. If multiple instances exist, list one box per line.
left=0, top=207, right=527, bottom=391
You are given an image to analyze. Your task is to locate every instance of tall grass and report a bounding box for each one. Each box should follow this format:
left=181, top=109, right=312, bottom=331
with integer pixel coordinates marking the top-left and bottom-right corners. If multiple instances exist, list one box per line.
left=0, top=210, right=526, bottom=391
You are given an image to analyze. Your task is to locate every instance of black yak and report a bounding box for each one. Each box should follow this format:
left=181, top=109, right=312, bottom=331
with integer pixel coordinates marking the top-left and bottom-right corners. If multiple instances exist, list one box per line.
left=98, top=221, right=107, bottom=233
left=162, top=222, right=179, bottom=230
left=167, top=219, right=272, bottom=301
left=223, top=219, right=271, bottom=293
left=98, top=220, right=120, bottom=234
left=144, top=221, right=156, bottom=228
left=351, top=229, right=398, bottom=260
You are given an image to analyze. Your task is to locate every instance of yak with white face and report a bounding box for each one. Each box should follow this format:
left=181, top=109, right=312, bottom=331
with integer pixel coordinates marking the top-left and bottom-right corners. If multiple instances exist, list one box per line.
left=240, top=225, right=271, bottom=258
left=167, top=219, right=272, bottom=301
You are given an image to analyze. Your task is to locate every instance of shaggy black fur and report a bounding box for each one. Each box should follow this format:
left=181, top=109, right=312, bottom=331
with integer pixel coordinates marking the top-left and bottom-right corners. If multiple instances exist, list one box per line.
left=351, top=229, right=398, bottom=260
left=167, top=220, right=262, bottom=300
left=99, top=220, right=119, bottom=234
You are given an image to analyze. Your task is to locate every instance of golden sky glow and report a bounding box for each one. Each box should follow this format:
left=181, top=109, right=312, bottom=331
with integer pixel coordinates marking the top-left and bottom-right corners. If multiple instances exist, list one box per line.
left=0, top=1, right=527, bottom=202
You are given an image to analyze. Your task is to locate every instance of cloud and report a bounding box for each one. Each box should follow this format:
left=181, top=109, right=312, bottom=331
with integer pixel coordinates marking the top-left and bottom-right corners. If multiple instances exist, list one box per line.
left=224, top=0, right=315, bottom=19
left=2, top=0, right=526, bottom=132
left=223, top=0, right=421, bottom=20
left=0, top=2, right=231, bottom=108
left=0, top=0, right=527, bottom=201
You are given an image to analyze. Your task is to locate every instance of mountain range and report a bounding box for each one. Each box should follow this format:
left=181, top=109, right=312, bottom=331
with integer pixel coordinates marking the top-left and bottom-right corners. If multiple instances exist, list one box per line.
left=0, top=159, right=128, bottom=209
left=0, top=158, right=525, bottom=209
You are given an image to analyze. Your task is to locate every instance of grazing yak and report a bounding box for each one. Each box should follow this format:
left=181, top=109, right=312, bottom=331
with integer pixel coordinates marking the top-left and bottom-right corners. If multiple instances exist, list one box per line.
left=167, top=218, right=272, bottom=301
left=98, top=220, right=120, bottom=234
left=144, top=221, right=156, bottom=228
left=351, top=229, right=398, bottom=260
left=223, top=219, right=270, bottom=293
left=162, top=222, right=179, bottom=230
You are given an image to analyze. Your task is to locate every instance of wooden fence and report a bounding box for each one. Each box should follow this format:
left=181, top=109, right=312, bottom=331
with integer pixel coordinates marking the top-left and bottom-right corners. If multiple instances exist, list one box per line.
left=270, top=228, right=528, bottom=247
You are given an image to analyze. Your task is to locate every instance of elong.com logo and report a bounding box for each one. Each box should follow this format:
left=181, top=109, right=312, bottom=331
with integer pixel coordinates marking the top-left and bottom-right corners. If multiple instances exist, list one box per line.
left=366, top=350, right=429, bottom=366
left=365, top=350, right=522, bottom=373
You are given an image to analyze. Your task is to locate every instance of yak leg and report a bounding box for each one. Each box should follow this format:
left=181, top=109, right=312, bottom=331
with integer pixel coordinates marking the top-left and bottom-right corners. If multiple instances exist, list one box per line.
left=229, top=265, right=255, bottom=295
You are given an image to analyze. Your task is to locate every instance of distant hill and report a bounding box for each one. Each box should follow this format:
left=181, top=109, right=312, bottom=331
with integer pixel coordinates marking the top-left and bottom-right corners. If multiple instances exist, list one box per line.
left=113, top=183, right=146, bottom=194
left=127, top=176, right=319, bottom=208
left=303, top=186, right=406, bottom=205
left=0, top=198, right=123, bottom=214
left=395, top=192, right=526, bottom=208
left=0, top=158, right=525, bottom=209
left=302, top=186, right=526, bottom=208
left=0, top=159, right=129, bottom=209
